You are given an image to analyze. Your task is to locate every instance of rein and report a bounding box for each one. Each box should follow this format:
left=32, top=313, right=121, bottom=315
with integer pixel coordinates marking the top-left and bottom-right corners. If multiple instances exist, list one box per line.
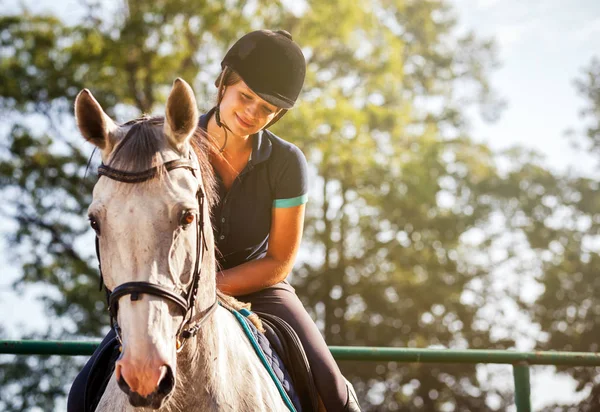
left=95, top=151, right=217, bottom=352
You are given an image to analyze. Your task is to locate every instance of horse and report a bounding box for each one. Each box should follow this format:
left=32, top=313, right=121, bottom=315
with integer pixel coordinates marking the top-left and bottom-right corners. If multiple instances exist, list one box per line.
left=74, top=78, right=293, bottom=411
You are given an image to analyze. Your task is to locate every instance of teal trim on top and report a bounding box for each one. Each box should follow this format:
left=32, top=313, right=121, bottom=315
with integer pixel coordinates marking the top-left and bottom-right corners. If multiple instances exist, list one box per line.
left=239, top=308, right=252, bottom=317
left=273, top=194, right=308, bottom=208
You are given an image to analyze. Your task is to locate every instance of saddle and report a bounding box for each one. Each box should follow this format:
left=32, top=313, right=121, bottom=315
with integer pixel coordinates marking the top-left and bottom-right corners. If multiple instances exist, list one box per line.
left=255, top=311, right=320, bottom=412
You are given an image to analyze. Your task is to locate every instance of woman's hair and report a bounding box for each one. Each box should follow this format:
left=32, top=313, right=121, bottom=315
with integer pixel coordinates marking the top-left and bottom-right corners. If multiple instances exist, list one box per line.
left=214, top=67, right=242, bottom=105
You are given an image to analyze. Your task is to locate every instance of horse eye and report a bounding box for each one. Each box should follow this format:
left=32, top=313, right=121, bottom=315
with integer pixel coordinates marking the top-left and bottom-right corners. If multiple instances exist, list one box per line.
left=180, top=211, right=195, bottom=226
left=89, top=217, right=100, bottom=234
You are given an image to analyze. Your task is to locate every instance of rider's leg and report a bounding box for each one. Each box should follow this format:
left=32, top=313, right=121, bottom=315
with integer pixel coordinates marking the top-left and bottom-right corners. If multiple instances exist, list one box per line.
left=67, top=329, right=116, bottom=412
left=236, top=281, right=356, bottom=412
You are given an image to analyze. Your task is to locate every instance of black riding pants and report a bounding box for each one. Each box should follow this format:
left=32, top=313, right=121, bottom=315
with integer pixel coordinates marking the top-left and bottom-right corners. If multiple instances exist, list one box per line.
left=67, top=282, right=348, bottom=412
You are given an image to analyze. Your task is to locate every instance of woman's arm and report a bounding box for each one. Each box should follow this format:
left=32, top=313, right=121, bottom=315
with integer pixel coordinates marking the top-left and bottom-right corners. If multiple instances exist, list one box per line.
left=216, top=203, right=306, bottom=296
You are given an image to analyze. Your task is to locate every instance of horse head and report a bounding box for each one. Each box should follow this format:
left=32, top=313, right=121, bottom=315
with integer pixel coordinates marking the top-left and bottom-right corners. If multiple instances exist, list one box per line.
left=75, top=78, right=216, bottom=409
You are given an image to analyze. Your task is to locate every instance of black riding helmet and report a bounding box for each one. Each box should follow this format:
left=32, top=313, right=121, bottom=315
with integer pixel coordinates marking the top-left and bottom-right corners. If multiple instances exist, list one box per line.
left=215, top=30, right=306, bottom=130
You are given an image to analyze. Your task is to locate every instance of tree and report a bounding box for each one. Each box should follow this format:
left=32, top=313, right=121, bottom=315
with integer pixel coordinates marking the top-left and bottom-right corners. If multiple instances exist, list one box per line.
left=528, top=58, right=600, bottom=412
left=269, top=1, right=518, bottom=410
left=0, top=1, right=548, bottom=410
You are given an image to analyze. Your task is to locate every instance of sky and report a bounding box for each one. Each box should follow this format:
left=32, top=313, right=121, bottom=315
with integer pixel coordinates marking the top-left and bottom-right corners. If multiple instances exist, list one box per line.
left=1, top=0, right=600, bottom=410
left=452, top=0, right=600, bottom=176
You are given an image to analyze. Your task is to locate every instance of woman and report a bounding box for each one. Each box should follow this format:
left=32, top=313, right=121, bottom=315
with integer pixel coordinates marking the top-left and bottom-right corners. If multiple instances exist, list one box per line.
left=68, top=30, right=359, bottom=412
left=204, top=30, right=359, bottom=412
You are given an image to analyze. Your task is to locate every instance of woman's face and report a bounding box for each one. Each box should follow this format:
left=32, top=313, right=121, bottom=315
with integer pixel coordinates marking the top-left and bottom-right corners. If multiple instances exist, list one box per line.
left=219, top=80, right=280, bottom=137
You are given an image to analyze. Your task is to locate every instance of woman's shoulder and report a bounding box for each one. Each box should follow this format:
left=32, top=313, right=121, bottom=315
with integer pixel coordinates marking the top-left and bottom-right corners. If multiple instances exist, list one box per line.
left=261, top=130, right=308, bottom=196
left=262, top=129, right=305, bottom=160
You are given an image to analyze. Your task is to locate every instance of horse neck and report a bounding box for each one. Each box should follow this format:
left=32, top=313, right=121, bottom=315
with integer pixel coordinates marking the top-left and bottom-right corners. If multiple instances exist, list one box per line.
left=172, top=307, right=285, bottom=411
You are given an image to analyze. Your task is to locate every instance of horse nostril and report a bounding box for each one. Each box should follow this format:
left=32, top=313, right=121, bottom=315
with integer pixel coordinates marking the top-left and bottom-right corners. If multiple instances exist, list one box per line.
left=157, top=365, right=175, bottom=396
left=115, top=364, right=132, bottom=396
left=115, top=364, right=174, bottom=409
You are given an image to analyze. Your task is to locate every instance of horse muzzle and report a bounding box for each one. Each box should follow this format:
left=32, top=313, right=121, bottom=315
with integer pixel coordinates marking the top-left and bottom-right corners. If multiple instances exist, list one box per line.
left=116, top=361, right=175, bottom=409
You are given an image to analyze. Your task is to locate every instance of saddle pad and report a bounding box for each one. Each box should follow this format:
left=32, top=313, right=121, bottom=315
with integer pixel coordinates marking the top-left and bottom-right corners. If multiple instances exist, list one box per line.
left=237, top=311, right=303, bottom=412
left=255, top=311, right=320, bottom=412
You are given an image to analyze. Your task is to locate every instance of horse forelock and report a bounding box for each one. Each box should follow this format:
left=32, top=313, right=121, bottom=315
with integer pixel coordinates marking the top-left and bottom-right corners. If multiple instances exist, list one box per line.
left=104, top=116, right=217, bottom=209
left=108, top=116, right=164, bottom=173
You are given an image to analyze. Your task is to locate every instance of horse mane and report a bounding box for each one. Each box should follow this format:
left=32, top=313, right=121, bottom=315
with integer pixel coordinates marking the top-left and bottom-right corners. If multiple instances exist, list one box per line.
left=218, top=291, right=264, bottom=332
left=106, top=115, right=217, bottom=209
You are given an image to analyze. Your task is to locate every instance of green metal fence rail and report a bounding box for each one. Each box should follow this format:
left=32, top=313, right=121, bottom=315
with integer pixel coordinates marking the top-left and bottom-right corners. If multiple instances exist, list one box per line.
left=3, top=340, right=600, bottom=412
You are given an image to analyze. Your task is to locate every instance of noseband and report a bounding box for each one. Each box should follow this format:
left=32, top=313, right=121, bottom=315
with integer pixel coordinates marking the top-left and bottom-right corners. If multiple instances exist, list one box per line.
left=95, top=154, right=217, bottom=351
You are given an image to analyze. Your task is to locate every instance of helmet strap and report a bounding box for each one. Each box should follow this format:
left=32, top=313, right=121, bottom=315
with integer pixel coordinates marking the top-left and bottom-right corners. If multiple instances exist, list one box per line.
left=215, top=65, right=229, bottom=127
left=218, top=126, right=228, bottom=154
left=264, top=109, right=288, bottom=129
left=211, top=106, right=229, bottom=153
left=214, top=67, right=232, bottom=152
left=215, top=105, right=223, bottom=127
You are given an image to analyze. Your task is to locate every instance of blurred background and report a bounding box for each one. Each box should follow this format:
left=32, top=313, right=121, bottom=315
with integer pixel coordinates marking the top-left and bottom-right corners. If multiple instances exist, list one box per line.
left=1, top=0, right=599, bottom=410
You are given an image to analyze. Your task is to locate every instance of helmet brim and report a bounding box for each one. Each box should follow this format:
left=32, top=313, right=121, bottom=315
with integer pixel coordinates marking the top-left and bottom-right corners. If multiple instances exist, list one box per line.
left=254, top=90, right=294, bottom=110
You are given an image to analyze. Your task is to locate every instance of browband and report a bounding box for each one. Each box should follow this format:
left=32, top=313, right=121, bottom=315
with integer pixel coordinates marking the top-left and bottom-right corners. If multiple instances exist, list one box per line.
left=98, top=159, right=197, bottom=183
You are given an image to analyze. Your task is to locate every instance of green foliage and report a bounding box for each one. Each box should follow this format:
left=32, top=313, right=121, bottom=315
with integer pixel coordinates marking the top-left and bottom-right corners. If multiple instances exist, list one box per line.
left=530, top=59, right=600, bottom=411
left=3, top=1, right=595, bottom=411
left=0, top=328, right=80, bottom=412
left=269, top=1, right=512, bottom=409
left=570, top=58, right=600, bottom=161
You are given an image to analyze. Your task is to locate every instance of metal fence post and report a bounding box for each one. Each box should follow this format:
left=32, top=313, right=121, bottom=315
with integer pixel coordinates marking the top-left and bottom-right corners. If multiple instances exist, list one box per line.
left=513, top=362, right=531, bottom=412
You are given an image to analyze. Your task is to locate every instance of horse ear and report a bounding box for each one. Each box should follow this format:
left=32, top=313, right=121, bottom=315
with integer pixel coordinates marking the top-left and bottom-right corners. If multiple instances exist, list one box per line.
left=74, top=89, right=117, bottom=152
left=165, top=78, right=199, bottom=151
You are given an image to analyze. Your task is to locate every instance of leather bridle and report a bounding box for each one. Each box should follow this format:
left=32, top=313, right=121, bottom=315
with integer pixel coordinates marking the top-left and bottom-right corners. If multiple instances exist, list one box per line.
left=94, top=153, right=217, bottom=352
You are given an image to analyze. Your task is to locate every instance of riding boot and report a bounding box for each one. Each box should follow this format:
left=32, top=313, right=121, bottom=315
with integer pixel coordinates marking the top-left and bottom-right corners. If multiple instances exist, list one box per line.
left=343, top=379, right=362, bottom=412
